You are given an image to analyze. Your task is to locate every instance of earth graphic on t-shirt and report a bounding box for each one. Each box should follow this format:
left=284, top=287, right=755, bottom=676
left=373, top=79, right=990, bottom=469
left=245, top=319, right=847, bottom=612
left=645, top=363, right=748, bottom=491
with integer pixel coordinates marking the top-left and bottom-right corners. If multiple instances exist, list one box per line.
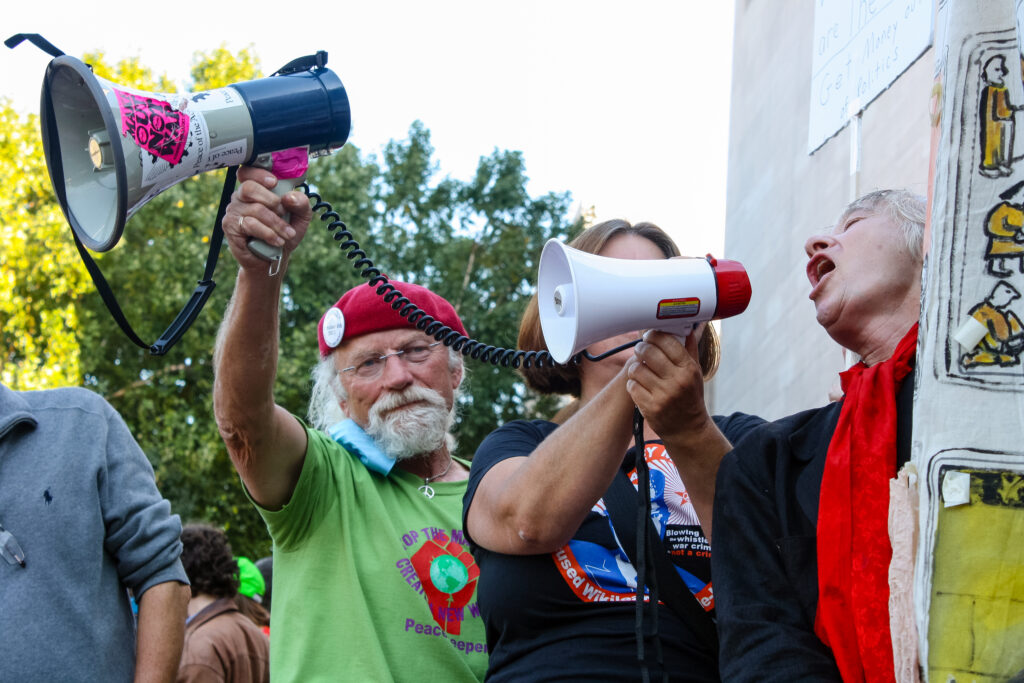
left=429, top=554, right=469, bottom=594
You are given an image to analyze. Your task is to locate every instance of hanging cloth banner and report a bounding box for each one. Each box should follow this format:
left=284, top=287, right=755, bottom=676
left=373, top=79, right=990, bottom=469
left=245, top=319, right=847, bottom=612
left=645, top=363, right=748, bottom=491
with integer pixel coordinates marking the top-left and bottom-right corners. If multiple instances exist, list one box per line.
left=916, top=0, right=1024, bottom=680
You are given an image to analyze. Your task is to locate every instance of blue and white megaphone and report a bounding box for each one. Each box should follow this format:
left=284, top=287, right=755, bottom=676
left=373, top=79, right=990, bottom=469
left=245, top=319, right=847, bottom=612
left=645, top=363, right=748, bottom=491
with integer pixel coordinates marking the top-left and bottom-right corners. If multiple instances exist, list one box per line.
left=39, top=51, right=351, bottom=254
left=8, top=31, right=353, bottom=354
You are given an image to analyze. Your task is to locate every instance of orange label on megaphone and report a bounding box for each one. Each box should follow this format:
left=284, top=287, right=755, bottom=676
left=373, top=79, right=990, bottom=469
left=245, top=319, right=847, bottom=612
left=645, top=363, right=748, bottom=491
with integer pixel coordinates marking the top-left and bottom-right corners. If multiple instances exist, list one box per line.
left=657, top=297, right=701, bottom=319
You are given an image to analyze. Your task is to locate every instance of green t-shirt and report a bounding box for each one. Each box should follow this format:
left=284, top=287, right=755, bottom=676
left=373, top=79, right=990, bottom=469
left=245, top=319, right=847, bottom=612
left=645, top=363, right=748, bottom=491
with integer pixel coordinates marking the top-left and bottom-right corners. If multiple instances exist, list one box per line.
left=256, top=426, right=487, bottom=682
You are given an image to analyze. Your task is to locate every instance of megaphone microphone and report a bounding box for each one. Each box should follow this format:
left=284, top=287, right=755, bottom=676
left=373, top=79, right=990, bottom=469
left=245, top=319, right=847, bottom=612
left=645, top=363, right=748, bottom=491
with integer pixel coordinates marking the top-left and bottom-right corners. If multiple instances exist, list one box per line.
left=537, top=239, right=751, bottom=364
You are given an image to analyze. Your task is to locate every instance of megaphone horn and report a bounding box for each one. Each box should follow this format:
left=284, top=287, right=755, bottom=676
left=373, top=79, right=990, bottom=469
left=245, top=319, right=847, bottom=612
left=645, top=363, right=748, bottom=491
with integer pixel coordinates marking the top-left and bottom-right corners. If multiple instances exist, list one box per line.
left=40, top=53, right=351, bottom=252
left=537, top=239, right=752, bottom=364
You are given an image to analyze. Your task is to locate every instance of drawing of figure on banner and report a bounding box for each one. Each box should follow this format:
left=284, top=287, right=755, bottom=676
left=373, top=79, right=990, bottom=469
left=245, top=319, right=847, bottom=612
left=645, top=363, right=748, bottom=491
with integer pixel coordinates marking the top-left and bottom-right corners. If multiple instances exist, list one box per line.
left=984, top=195, right=1024, bottom=275
left=980, top=54, right=1019, bottom=178
left=960, top=280, right=1024, bottom=368
left=935, top=31, right=1024, bottom=388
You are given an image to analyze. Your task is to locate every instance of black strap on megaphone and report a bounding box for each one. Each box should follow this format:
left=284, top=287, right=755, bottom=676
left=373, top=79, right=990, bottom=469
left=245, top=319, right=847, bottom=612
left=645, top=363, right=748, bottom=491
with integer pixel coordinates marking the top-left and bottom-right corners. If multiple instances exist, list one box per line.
left=602, top=410, right=720, bottom=682
left=69, top=168, right=236, bottom=356
left=271, top=50, right=328, bottom=76
left=4, top=33, right=65, bottom=58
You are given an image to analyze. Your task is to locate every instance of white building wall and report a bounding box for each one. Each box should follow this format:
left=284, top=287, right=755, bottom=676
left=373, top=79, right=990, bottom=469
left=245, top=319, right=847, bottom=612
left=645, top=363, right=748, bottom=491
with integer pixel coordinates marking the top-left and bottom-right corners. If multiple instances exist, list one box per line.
left=708, top=1, right=935, bottom=420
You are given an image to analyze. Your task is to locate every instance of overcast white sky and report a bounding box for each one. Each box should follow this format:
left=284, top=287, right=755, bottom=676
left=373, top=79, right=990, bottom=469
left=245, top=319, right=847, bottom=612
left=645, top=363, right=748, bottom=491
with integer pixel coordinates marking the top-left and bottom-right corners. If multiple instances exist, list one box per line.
left=3, top=1, right=735, bottom=257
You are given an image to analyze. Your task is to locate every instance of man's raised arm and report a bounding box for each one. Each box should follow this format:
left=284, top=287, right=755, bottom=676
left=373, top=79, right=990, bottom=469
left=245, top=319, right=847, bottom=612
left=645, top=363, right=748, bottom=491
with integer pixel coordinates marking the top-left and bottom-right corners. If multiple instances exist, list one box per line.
left=213, top=166, right=313, bottom=509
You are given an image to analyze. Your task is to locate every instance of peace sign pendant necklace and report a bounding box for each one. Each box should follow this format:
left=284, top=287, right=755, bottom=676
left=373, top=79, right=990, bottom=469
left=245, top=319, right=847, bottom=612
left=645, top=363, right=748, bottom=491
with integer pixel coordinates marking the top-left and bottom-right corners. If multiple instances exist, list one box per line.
left=419, top=453, right=453, bottom=499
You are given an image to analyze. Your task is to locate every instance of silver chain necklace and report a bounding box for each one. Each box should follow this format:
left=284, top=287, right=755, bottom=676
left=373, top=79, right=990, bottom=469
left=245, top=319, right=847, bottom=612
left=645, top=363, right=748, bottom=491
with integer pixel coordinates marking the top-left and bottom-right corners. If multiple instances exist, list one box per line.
left=418, top=453, right=453, bottom=499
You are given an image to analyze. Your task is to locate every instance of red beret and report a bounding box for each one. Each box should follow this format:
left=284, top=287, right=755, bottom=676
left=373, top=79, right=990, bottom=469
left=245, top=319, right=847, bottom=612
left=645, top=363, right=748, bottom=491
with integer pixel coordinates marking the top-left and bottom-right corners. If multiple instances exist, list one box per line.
left=317, top=280, right=467, bottom=358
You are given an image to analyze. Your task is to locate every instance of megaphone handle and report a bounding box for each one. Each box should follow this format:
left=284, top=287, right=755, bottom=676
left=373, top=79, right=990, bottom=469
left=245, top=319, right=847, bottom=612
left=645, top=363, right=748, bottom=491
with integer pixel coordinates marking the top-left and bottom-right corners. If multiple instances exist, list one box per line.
left=673, top=330, right=692, bottom=345
left=245, top=177, right=300, bottom=276
left=665, top=322, right=695, bottom=345
left=246, top=153, right=305, bottom=276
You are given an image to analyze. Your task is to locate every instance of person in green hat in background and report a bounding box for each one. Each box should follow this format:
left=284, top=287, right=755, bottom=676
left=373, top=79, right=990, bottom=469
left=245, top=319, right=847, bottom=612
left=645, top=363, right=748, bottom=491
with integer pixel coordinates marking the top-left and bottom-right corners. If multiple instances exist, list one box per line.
left=234, top=556, right=270, bottom=636
left=254, top=556, right=273, bottom=612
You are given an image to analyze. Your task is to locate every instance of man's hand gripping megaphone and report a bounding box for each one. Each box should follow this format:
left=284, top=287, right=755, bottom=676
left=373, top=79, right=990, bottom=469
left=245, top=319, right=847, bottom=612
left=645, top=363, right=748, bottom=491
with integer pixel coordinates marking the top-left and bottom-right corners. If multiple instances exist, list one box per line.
left=226, top=162, right=313, bottom=277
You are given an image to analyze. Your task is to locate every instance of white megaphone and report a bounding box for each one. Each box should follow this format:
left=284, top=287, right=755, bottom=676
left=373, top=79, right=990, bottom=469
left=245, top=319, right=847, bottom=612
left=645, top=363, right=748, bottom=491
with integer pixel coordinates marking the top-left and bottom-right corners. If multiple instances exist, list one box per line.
left=537, top=239, right=752, bottom=363
left=39, top=51, right=351, bottom=253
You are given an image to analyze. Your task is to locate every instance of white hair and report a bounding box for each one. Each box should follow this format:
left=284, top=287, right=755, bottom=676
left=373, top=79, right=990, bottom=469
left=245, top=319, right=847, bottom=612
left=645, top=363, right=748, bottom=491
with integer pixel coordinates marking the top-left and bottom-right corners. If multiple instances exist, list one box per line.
left=837, top=189, right=926, bottom=260
left=307, top=345, right=465, bottom=454
left=308, top=356, right=347, bottom=430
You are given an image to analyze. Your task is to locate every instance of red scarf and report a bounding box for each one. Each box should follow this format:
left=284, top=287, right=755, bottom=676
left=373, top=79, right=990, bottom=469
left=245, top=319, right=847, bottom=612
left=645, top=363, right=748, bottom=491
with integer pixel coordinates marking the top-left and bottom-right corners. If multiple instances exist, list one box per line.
left=814, top=324, right=918, bottom=682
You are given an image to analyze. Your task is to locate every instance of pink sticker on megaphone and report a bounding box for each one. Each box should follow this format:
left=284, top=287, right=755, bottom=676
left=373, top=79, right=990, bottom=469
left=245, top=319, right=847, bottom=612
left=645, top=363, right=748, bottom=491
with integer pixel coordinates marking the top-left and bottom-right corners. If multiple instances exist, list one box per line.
left=114, top=89, right=189, bottom=165
left=270, top=147, right=310, bottom=179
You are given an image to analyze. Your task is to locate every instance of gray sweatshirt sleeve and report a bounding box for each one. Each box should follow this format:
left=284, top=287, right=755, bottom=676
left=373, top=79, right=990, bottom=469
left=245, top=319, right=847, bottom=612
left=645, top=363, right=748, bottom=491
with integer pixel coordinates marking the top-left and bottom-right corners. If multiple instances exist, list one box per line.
left=98, top=399, right=188, bottom=597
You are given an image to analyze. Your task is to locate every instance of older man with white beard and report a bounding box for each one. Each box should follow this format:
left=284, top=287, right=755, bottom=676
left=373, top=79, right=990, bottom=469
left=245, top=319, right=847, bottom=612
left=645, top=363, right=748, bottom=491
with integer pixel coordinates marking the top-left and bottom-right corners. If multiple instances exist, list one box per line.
left=213, top=166, right=487, bottom=682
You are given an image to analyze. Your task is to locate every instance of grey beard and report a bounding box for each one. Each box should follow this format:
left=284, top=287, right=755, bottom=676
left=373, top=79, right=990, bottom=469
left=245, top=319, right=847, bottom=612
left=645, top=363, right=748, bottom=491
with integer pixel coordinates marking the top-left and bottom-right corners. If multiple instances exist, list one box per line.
left=364, top=385, right=452, bottom=461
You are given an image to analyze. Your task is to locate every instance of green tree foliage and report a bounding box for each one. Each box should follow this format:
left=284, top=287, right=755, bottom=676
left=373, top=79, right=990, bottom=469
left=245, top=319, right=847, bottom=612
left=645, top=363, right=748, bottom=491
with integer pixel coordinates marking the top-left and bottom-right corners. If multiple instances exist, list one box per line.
left=82, top=50, right=178, bottom=93
left=2, top=47, right=579, bottom=558
left=188, top=44, right=263, bottom=89
left=0, top=98, right=89, bottom=389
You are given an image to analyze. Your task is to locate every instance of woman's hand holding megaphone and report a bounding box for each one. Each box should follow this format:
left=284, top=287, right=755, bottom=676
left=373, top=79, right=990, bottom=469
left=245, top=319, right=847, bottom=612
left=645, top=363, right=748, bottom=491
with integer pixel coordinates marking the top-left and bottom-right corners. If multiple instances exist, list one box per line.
left=626, top=325, right=732, bottom=540
left=625, top=328, right=710, bottom=437
left=224, top=166, right=312, bottom=274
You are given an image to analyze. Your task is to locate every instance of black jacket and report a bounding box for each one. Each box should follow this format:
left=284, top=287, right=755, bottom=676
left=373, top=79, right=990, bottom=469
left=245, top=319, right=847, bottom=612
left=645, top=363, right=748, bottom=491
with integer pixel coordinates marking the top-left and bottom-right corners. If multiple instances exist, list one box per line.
left=711, top=372, right=913, bottom=681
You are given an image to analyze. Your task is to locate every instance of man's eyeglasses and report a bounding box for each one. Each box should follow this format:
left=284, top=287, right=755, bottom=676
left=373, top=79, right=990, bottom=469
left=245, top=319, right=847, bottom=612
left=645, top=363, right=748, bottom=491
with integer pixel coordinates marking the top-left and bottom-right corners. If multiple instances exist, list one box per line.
left=341, top=341, right=443, bottom=380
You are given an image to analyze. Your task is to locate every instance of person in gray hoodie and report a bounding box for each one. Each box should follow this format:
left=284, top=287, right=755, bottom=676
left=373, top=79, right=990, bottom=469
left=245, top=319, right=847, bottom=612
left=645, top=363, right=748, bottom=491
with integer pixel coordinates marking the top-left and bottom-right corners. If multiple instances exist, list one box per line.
left=0, top=383, right=190, bottom=682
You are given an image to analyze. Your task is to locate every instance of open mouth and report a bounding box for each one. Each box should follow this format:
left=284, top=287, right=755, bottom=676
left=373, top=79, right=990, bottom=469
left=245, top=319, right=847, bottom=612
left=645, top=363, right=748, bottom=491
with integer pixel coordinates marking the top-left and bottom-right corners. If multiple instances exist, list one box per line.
left=807, top=255, right=835, bottom=288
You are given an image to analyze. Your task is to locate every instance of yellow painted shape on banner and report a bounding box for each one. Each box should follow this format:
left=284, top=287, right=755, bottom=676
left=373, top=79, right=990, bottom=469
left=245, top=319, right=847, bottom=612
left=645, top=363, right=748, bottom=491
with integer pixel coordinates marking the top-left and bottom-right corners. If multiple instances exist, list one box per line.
left=928, top=470, right=1024, bottom=682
